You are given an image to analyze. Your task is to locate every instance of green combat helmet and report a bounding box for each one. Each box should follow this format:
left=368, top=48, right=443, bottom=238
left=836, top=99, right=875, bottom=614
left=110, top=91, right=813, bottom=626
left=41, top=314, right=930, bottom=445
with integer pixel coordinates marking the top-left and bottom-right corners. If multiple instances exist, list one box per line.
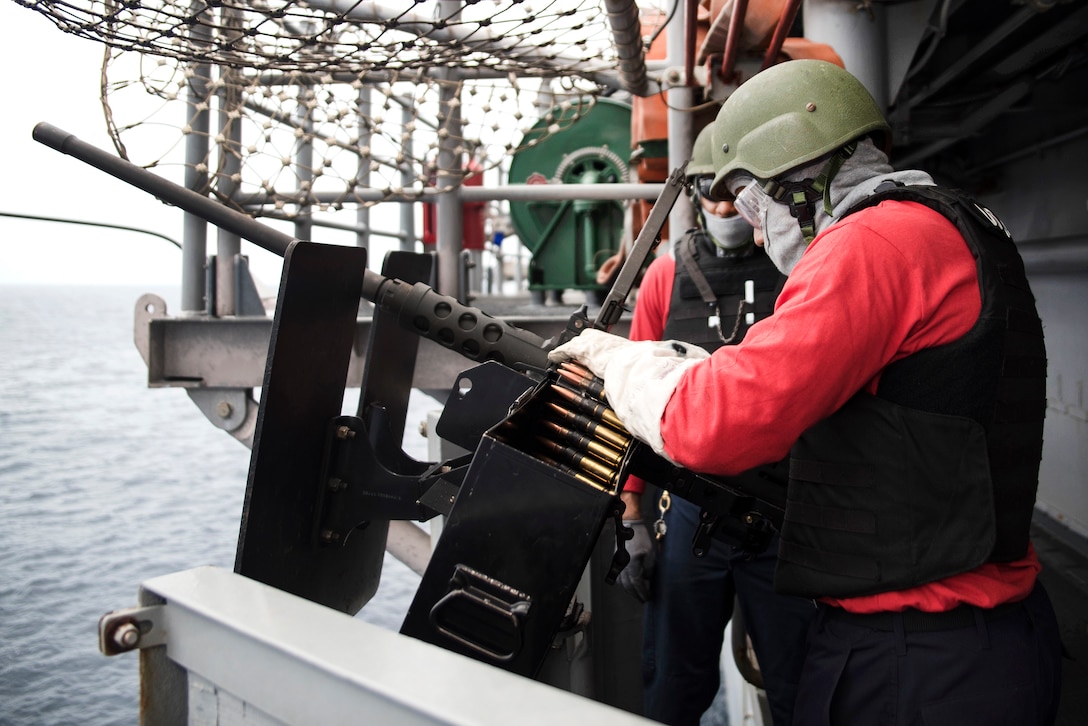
left=687, top=122, right=754, bottom=249
left=709, top=59, right=890, bottom=201
left=687, top=124, right=718, bottom=180
left=687, top=124, right=722, bottom=232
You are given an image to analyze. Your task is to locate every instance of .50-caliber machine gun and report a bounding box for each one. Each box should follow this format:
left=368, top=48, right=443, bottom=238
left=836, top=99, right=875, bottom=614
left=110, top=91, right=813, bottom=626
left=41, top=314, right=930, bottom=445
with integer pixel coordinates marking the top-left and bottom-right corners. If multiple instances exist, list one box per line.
left=34, top=123, right=787, bottom=679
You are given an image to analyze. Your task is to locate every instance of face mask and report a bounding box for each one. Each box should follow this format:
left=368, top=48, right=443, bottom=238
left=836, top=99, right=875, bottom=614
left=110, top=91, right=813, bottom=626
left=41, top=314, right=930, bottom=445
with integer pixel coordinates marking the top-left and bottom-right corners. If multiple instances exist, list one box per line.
left=704, top=212, right=752, bottom=250
left=734, top=177, right=810, bottom=273
left=762, top=202, right=810, bottom=274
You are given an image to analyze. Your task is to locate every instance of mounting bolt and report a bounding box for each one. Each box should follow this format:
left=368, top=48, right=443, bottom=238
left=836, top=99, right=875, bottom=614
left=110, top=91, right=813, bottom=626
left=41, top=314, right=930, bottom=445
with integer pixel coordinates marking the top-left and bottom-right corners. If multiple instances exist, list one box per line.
left=320, top=529, right=340, bottom=544
left=335, top=425, right=356, bottom=440
left=216, top=401, right=233, bottom=418
left=99, top=605, right=165, bottom=656
left=112, top=622, right=141, bottom=650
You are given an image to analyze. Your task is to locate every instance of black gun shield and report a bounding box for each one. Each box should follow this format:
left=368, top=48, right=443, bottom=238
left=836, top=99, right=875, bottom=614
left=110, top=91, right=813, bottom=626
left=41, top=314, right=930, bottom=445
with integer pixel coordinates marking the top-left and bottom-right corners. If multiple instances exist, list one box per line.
left=356, top=250, right=436, bottom=474
left=234, top=240, right=383, bottom=613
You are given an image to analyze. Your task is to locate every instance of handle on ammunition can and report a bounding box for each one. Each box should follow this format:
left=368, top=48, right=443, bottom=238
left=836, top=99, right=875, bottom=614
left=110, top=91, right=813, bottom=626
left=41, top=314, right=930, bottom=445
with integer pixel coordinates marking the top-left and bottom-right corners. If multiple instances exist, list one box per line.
left=429, top=564, right=531, bottom=664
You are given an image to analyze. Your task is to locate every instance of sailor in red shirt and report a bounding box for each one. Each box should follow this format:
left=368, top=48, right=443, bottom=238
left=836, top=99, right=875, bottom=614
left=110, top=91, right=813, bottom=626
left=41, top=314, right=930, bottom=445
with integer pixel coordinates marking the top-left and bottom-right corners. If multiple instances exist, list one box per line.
left=552, top=60, right=1061, bottom=725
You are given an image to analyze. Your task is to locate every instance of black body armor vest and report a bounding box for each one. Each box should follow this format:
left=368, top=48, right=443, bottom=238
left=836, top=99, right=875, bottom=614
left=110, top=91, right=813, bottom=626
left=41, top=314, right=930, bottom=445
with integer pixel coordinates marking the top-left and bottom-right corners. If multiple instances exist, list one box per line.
left=775, top=185, right=1047, bottom=599
left=662, top=230, right=785, bottom=351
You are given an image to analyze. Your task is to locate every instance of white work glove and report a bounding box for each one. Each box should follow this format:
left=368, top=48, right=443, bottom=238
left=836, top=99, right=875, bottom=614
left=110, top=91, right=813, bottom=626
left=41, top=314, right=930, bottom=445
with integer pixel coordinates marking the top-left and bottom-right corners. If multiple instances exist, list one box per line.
left=617, top=520, right=655, bottom=603
left=548, top=328, right=636, bottom=378
left=549, top=329, right=709, bottom=458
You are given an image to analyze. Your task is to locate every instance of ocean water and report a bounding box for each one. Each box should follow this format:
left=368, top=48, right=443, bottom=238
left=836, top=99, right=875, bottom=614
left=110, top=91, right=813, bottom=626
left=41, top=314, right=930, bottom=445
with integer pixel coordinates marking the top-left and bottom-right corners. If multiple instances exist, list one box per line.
left=0, top=285, right=426, bottom=725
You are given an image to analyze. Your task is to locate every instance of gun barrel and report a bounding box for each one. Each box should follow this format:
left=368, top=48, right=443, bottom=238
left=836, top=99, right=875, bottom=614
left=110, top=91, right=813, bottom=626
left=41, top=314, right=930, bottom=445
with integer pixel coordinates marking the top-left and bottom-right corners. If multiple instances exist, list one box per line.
left=33, top=122, right=299, bottom=258
left=33, top=122, right=552, bottom=369
left=368, top=276, right=552, bottom=370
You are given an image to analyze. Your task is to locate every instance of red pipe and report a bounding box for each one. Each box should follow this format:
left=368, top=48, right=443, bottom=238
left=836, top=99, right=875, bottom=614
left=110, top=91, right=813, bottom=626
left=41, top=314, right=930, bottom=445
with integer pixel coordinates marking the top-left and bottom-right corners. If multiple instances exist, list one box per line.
left=685, top=0, right=699, bottom=86
left=719, top=0, right=750, bottom=85
left=761, top=0, right=803, bottom=71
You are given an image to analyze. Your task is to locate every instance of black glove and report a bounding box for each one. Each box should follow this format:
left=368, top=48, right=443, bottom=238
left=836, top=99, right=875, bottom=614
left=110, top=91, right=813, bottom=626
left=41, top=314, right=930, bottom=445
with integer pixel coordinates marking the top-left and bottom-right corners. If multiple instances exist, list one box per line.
left=617, top=520, right=655, bottom=603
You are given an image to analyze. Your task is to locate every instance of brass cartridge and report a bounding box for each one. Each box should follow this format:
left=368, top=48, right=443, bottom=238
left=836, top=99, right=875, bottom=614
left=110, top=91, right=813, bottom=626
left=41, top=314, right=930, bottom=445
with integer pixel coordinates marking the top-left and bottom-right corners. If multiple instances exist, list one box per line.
left=540, top=419, right=625, bottom=468
left=557, top=362, right=607, bottom=399
left=560, top=359, right=597, bottom=380
left=549, top=384, right=628, bottom=433
left=535, top=453, right=610, bottom=491
left=544, top=401, right=631, bottom=450
left=535, top=436, right=617, bottom=486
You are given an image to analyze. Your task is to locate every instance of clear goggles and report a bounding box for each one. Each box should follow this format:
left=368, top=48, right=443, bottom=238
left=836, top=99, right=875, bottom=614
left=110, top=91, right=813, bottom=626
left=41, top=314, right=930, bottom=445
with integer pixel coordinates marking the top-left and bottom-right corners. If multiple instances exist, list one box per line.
left=732, top=181, right=772, bottom=230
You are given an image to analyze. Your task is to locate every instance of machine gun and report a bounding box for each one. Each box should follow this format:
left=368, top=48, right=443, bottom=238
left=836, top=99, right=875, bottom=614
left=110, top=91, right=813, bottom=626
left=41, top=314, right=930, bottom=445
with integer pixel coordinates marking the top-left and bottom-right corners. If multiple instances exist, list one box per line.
left=34, top=123, right=787, bottom=678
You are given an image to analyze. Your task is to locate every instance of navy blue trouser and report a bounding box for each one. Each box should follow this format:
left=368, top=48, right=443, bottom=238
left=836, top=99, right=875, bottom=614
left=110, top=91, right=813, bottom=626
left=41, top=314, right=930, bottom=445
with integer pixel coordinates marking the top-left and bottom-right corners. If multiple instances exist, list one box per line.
left=642, top=495, right=817, bottom=726
left=793, top=580, right=1063, bottom=725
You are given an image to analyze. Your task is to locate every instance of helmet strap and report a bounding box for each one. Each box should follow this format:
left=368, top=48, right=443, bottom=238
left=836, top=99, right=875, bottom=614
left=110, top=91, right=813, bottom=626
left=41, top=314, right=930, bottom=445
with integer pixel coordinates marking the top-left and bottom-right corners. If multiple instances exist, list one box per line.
left=765, top=141, right=858, bottom=243
left=691, top=186, right=709, bottom=231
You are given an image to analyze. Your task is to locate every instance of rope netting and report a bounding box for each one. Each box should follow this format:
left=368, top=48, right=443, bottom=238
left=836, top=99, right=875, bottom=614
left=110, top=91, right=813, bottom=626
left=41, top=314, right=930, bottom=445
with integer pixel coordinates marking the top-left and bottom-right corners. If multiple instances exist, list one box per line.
left=20, top=0, right=661, bottom=219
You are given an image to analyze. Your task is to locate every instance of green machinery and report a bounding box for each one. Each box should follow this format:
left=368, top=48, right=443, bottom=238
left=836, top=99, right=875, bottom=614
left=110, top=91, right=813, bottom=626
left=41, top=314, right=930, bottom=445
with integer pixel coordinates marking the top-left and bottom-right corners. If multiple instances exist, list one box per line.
left=507, top=98, right=631, bottom=303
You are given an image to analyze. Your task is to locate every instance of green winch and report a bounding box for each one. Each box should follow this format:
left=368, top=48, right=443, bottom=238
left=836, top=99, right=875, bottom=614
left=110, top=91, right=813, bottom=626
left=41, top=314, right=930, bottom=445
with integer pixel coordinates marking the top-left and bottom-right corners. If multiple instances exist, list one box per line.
left=508, top=98, right=631, bottom=302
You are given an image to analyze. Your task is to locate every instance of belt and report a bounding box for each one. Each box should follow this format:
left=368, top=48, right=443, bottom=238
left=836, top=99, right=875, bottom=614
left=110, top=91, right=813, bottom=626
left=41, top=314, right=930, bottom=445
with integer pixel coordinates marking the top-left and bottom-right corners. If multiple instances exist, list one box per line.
left=823, top=600, right=1024, bottom=633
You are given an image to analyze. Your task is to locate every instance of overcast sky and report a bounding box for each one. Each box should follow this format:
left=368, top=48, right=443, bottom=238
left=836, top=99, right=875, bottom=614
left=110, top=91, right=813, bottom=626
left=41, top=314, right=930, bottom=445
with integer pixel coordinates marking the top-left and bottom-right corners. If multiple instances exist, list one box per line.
left=0, top=2, right=288, bottom=287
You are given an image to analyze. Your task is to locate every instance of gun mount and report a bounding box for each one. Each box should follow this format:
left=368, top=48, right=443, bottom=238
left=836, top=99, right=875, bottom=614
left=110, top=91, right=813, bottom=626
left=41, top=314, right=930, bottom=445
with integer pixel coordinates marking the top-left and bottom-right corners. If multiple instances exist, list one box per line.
left=35, top=122, right=785, bottom=678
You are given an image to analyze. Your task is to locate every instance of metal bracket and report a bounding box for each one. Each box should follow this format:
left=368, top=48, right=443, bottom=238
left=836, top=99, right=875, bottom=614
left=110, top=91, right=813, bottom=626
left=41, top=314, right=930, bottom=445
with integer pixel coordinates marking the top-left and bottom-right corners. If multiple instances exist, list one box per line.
left=133, top=293, right=168, bottom=371
left=314, top=415, right=470, bottom=544
left=187, top=388, right=251, bottom=432
left=98, top=604, right=167, bottom=656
